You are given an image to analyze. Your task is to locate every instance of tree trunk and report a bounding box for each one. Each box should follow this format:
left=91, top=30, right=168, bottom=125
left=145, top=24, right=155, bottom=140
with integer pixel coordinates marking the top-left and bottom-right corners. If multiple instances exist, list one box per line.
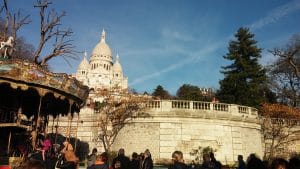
left=269, top=137, right=275, bottom=160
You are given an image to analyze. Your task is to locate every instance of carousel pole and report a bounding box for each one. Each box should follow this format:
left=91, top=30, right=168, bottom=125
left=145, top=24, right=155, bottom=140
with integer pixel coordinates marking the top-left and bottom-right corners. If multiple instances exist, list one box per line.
left=33, top=92, right=44, bottom=149
left=36, top=95, right=43, bottom=131
left=54, top=115, right=59, bottom=145
left=51, top=117, right=55, bottom=133
left=54, top=115, right=59, bottom=154
left=74, top=114, right=80, bottom=152
left=7, top=131, right=11, bottom=155
left=45, top=115, right=49, bottom=134
left=67, top=102, right=73, bottom=140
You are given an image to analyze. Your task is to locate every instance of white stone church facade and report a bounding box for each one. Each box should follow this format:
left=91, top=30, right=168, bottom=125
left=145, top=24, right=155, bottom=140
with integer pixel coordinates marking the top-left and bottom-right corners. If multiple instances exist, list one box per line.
left=75, top=30, right=128, bottom=90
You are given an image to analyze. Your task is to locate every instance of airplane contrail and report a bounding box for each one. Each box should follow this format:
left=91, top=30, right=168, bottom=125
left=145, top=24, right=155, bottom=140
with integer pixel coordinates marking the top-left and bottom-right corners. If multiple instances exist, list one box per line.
left=130, top=0, right=300, bottom=86
left=249, top=0, right=300, bottom=30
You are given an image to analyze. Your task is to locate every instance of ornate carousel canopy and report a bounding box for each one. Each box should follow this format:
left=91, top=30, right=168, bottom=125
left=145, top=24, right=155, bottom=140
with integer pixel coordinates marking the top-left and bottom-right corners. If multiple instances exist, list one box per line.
left=0, top=59, right=89, bottom=120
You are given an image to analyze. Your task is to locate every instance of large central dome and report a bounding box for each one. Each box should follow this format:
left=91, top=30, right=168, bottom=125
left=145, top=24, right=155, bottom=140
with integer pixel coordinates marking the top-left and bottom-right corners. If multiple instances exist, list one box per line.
left=90, top=30, right=112, bottom=62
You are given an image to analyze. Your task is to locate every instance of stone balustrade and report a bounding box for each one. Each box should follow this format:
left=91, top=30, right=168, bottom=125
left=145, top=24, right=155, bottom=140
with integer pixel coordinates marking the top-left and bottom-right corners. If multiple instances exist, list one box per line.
left=146, top=100, right=258, bottom=118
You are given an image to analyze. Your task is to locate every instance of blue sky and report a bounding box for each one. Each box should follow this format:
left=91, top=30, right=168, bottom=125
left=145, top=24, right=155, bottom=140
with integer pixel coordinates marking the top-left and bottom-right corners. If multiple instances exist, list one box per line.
left=8, top=0, right=300, bottom=94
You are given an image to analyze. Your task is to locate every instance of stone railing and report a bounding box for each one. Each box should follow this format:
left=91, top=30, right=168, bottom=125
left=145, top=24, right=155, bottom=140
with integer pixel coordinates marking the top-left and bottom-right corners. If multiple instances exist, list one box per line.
left=146, top=100, right=258, bottom=118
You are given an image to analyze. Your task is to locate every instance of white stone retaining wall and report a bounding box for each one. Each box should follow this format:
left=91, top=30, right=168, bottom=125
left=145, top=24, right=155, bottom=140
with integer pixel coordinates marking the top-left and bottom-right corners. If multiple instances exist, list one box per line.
left=48, top=100, right=263, bottom=164
left=112, top=111, right=262, bottom=164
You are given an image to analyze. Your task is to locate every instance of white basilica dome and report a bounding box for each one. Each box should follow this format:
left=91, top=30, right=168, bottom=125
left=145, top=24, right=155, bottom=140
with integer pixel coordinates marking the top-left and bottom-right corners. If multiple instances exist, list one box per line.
left=90, top=30, right=112, bottom=62
left=75, top=29, right=128, bottom=90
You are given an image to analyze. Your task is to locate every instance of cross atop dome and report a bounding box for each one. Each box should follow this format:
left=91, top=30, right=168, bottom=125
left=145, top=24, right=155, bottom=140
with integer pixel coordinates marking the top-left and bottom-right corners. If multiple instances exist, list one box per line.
left=116, top=53, right=119, bottom=61
left=84, top=50, right=87, bottom=58
left=101, top=29, right=106, bottom=43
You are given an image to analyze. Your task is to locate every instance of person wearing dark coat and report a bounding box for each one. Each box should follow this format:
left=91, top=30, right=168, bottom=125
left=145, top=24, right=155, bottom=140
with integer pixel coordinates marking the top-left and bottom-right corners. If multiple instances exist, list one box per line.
left=201, top=153, right=216, bottom=169
left=289, top=155, right=300, bottom=169
left=111, top=148, right=130, bottom=169
left=270, top=158, right=288, bottom=169
left=246, top=154, right=265, bottom=169
left=236, top=155, right=246, bottom=169
left=141, top=149, right=153, bottom=169
left=210, top=152, right=222, bottom=169
left=168, top=151, right=188, bottom=169
left=129, top=152, right=140, bottom=169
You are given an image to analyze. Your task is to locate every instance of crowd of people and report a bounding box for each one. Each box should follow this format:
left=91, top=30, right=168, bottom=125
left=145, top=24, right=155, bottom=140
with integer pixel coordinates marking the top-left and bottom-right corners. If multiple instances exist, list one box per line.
left=17, top=137, right=79, bottom=169
left=85, top=148, right=300, bottom=169
left=25, top=138, right=79, bottom=169
left=168, top=151, right=300, bottom=169
left=86, top=148, right=153, bottom=169
left=236, top=153, right=300, bottom=169
left=15, top=144, right=300, bottom=169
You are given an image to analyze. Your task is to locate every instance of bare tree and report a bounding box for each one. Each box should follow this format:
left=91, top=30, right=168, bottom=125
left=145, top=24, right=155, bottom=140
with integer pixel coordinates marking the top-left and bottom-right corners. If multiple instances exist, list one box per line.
left=1, top=0, right=77, bottom=65
left=270, top=34, right=300, bottom=79
left=0, top=0, right=31, bottom=58
left=268, top=34, right=300, bottom=106
left=0, top=0, right=31, bottom=40
left=90, top=89, right=150, bottom=152
left=260, top=103, right=300, bottom=160
left=267, top=63, right=300, bottom=106
left=0, top=17, right=35, bottom=60
left=33, top=0, right=78, bottom=66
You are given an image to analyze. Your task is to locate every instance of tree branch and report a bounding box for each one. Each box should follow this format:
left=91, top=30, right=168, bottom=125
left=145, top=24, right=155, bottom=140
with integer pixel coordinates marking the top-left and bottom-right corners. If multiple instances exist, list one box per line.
left=11, top=10, right=31, bottom=40
left=270, top=43, right=300, bottom=79
left=33, top=0, right=76, bottom=66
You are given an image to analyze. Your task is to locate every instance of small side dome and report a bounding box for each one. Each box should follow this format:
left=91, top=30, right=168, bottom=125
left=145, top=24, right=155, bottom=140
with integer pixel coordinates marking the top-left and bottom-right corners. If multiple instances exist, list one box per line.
left=78, top=51, right=89, bottom=70
left=112, top=54, right=123, bottom=73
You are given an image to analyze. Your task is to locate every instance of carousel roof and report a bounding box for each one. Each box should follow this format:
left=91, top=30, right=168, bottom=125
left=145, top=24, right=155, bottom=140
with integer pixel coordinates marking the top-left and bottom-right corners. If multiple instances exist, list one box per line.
left=0, top=59, right=89, bottom=104
left=0, top=59, right=89, bottom=118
